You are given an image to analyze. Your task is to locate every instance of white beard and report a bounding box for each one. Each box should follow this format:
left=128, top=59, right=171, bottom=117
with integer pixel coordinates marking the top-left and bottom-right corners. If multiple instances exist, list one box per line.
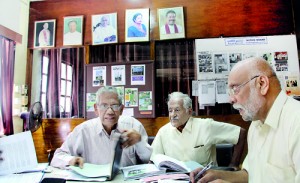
left=233, top=87, right=263, bottom=121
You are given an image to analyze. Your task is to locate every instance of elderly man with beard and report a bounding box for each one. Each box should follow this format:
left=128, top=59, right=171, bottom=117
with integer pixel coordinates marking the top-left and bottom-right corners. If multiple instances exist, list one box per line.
left=150, top=91, right=246, bottom=169
left=190, top=57, right=300, bottom=183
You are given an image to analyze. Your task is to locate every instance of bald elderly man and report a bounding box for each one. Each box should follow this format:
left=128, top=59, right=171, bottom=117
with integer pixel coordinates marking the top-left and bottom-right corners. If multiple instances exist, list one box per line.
left=190, top=57, right=300, bottom=183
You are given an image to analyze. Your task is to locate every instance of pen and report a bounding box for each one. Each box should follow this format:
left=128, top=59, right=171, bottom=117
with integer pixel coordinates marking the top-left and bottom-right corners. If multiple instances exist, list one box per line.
left=193, top=161, right=213, bottom=181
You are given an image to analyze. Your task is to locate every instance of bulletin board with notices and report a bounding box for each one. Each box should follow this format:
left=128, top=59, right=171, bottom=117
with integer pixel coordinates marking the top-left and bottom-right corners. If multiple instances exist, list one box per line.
left=85, top=60, right=155, bottom=119
left=194, top=35, right=300, bottom=108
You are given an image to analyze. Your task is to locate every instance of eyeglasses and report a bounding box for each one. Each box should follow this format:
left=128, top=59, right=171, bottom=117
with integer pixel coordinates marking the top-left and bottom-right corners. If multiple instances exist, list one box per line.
left=228, top=75, right=259, bottom=96
left=97, top=104, right=121, bottom=111
left=168, top=108, right=181, bottom=113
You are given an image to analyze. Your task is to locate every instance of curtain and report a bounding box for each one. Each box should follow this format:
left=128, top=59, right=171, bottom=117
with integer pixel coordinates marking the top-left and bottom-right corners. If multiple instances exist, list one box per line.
left=44, top=49, right=61, bottom=118
left=155, top=40, right=196, bottom=116
left=64, top=48, right=84, bottom=118
left=0, top=36, right=15, bottom=135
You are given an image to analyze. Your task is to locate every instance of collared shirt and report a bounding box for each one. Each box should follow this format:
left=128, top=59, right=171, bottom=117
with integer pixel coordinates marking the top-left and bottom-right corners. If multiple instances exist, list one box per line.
left=242, top=91, right=300, bottom=182
left=150, top=117, right=240, bottom=166
left=51, top=116, right=152, bottom=169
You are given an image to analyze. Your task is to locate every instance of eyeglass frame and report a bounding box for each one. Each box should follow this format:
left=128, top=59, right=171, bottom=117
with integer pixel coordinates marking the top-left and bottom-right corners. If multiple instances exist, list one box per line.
left=228, top=75, right=259, bottom=96
left=96, top=103, right=122, bottom=111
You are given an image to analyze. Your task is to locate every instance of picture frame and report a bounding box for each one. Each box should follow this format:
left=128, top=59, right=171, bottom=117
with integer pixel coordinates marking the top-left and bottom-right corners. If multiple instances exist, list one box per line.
left=34, top=19, right=56, bottom=48
left=158, top=7, right=185, bottom=40
left=125, top=8, right=149, bottom=42
left=92, top=13, right=118, bottom=45
left=63, top=15, right=83, bottom=46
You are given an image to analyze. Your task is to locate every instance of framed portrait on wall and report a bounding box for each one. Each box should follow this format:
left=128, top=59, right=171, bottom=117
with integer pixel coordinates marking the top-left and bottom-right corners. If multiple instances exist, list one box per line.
left=125, top=8, right=149, bottom=42
left=92, top=13, right=118, bottom=45
left=34, top=19, right=56, bottom=48
left=63, top=15, right=83, bottom=46
left=158, top=7, right=185, bottom=40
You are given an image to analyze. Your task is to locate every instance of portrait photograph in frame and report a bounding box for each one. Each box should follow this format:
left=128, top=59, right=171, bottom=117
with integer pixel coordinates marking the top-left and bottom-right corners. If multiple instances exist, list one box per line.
left=125, top=8, right=149, bottom=42
left=34, top=19, right=56, bottom=48
left=63, top=15, right=83, bottom=46
left=158, top=7, right=185, bottom=40
left=92, top=13, right=118, bottom=45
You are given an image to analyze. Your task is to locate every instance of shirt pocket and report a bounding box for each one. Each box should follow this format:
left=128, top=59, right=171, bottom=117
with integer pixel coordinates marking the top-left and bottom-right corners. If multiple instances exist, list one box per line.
left=264, top=162, right=295, bottom=183
left=190, top=144, right=210, bottom=164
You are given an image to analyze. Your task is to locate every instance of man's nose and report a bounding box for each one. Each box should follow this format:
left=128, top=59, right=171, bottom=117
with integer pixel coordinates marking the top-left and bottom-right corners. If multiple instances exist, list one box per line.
left=229, top=94, right=236, bottom=104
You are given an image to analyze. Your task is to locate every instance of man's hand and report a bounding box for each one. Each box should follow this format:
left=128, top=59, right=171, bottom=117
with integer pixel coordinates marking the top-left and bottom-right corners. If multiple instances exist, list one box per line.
left=190, top=168, right=223, bottom=183
left=69, top=157, right=84, bottom=168
left=121, top=129, right=141, bottom=148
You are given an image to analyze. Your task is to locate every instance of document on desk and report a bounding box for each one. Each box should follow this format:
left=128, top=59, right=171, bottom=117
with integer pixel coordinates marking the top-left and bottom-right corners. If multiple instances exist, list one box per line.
left=0, top=131, right=38, bottom=175
left=0, top=171, right=44, bottom=183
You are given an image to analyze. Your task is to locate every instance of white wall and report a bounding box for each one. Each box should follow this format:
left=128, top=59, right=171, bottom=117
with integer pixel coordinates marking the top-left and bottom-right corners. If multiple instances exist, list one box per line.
left=0, top=0, right=30, bottom=133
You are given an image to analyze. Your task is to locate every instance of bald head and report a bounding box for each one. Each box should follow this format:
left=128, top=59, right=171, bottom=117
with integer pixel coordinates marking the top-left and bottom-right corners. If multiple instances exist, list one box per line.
left=229, top=57, right=281, bottom=122
left=231, top=57, right=276, bottom=78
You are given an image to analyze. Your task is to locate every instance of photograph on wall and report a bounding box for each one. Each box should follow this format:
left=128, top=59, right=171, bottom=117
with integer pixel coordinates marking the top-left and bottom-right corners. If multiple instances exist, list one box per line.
left=198, top=52, right=213, bottom=73
left=274, top=51, right=289, bottom=72
left=92, top=13, right=118, bottom=45
left=125, top=8, right=149, bottom=42
left=131, top=64, right=145, bottom=85
left=93, top=66, right=106, bottom=87
left=86, top=93, right=96, bottom=112
left=284, top=75, right=300, bottom=96
left=229, top=53, right=242, bottom=71
left=258, top=52, right=274, bottom=67
left=111, top=65, right=126, bottom=86
left=158, top=7, right=185, bottom=40
left=63, top=15, right=83, bottom=46
left=214, top=53, right=229, bottom=74
left=115, top=86, right=125, bottom=105
left=139, top=91, right=152, bottom=111
left=34, top=19, right=56, bottom=48
left=125, top=88, right=138, bottom=107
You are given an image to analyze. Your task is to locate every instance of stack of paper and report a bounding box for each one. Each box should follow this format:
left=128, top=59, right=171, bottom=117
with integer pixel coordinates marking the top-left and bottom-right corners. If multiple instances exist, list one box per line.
left=121, top=164, right=166, bottom=180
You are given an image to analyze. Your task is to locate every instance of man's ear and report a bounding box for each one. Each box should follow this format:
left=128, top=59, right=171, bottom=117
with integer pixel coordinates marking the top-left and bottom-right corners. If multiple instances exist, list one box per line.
left=119, top=104, right=124, bottom=115
left=188, top=107, right=193, bottom=115
left=258, top=75, right=269, bottom=95
left=94, top=103, right=98, bottom=115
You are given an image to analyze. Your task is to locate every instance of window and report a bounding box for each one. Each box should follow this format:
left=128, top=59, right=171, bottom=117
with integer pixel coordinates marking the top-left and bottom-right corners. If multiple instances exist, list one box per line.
left=60, top=62, right=73, bottom=117
left=41, top=56, right=49, bottom=111
left=40, top=56, right=73, bottom=118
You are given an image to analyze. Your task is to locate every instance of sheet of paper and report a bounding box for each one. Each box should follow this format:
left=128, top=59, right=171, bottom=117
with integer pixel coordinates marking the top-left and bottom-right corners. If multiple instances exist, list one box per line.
left=216, top=80, right=229, bottom=103
left=198, top=81, right=216, bottom=106
left=0, top=172, right=44, bottom=183
left=69, top=163, right=110, bottom=178
left=0, top=131, right=38, bottom=175
left=192, top=80, right=199, bottom=96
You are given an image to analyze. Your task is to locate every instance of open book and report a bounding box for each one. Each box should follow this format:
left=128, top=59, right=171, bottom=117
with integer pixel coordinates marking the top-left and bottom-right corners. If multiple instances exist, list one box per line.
left=152, top=154, right=204, bottom=173
left=68, top=133, right=123, bottom=181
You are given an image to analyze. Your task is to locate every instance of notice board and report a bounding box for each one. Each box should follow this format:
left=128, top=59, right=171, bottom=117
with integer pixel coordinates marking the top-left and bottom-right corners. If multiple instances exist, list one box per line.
left=85, top=60, right=155, bottom=119
left=195, top=34, right=300, bottom=99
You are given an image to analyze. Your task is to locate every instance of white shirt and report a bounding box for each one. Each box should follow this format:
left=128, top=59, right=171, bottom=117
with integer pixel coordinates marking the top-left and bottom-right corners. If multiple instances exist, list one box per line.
left=93, top=25, right=116, bottom=44
left=63, top=31, right=82, bottom=45
left=242, top=91, right=300, bottom=182
left=51, top=116, right=152, bottom=169
left=150, top=117, right=240, bottom=166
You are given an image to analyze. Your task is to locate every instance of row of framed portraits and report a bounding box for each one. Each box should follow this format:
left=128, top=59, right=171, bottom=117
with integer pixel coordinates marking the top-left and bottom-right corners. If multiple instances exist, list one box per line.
left=33, top=7, right=185, bottom=48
